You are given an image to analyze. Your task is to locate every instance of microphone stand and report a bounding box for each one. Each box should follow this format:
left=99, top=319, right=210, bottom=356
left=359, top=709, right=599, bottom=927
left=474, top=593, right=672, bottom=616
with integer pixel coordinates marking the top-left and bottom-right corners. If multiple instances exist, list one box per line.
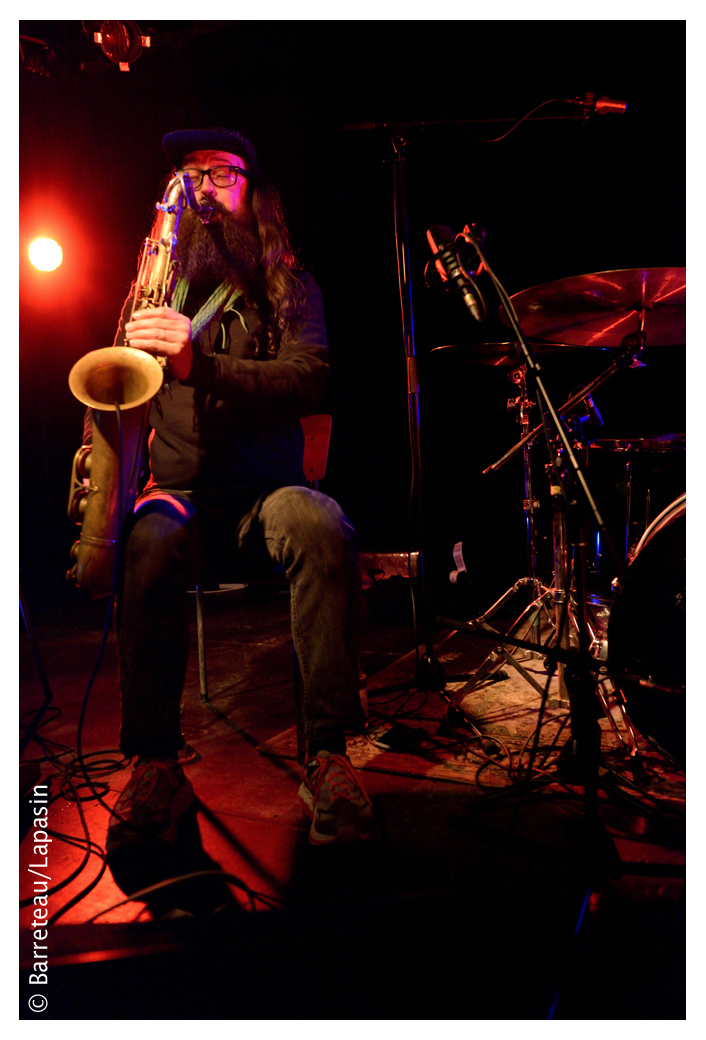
left=390, top=128, right=445, bottom=690
left=343, top=97, right=626, bottom=691
left=442, top=228, right=624, bottom=873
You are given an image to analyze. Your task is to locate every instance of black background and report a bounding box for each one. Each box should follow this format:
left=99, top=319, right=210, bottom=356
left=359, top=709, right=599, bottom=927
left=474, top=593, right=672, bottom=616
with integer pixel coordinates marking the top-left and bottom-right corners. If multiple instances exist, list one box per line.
left=19, top=20, right=686, bottom=613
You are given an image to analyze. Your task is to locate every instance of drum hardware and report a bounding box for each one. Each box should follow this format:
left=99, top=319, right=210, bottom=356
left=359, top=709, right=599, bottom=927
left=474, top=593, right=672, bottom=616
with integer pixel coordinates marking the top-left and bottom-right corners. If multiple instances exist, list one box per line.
left=482, top=339, right=649, bottom=476
left=438, top=341, right=684, bottom=760
left=429, top=339, right=624, bottom=657
left=506, top=365, right=541, bottom=613
left=430, top=353, right=559, bottom=698
left=437, top=608, right=637, bottom=760
left=434, top=247, right=686, bottom=863
left=475, top=338, right=641, bottom=676
left=525, top=441, right=639, bottom=757
left=529, top=425, right=645, bottom=753
left=594, top=661, right=641, bottom=756
left=485, top=267, right=686, bottom=765
left=438, top=346, right=641, bottom=752
left=439, top=243, right=628, bottom=845
left=432, top=248, right=685, bottom=867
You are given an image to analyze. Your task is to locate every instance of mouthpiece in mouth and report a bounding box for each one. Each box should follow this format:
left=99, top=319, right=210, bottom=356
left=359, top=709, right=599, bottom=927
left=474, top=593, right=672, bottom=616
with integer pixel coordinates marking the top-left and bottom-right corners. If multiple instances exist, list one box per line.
left=198, top=205, right=214, bottom=225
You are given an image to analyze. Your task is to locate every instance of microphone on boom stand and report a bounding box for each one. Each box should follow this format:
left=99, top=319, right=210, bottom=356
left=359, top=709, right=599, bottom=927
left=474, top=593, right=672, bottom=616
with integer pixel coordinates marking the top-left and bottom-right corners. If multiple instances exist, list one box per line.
left=425, top=225, right=487, bottom=322
left=562, top=93, right=627, bottom=118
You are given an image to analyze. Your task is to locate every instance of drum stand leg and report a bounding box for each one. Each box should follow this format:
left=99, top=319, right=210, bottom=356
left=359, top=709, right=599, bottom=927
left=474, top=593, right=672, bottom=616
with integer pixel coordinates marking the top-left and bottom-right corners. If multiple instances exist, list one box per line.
left=553, top=599, right=639, bottom=756
left=447, top=523, right=638, bottom=756
left=596, top=680, right=639, bottom=754
left=447, top=578, right=556, bottom=710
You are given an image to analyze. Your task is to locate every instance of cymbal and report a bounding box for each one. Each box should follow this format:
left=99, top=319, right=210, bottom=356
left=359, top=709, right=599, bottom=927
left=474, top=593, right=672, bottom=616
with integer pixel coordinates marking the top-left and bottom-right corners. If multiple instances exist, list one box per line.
left=500, top=268, right=686, bottom=347
left=589, top=433, right=686, bottom=452
left=431, top=341, right=609, bottom=366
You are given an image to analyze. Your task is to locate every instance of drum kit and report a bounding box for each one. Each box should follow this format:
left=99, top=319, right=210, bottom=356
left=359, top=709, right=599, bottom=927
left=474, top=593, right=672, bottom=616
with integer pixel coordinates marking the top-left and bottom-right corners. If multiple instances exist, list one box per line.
left=433, top=267, right=686, bottom=767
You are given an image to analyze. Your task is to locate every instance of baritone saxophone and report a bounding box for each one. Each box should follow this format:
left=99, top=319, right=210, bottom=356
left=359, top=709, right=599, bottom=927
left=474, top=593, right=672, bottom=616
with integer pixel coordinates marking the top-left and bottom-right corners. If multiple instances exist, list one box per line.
left=66, top=173, right=212, bottom=599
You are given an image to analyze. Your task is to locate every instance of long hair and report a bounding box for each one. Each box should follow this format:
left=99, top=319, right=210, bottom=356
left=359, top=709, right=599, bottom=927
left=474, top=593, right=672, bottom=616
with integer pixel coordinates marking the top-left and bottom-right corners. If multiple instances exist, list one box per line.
left=247, top=176, right=305, bottom=353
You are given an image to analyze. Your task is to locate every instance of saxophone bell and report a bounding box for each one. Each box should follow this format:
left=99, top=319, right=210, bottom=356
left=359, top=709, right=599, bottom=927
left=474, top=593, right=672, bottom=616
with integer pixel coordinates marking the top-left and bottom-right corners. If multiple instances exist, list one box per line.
left=68, top=346, right=164, bottom=411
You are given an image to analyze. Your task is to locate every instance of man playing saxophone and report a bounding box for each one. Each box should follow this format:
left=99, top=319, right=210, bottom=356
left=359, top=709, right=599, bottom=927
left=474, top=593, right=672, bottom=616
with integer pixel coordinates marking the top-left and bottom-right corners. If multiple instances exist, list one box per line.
left=94, top=126, right=374, bottom=857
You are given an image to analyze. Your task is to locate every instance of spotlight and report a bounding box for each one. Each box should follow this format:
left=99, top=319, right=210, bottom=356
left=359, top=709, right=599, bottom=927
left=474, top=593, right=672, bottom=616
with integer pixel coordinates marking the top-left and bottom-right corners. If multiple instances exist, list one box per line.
left=29, top=239, right=63, bottom=272
left=93, top=21, right=150, bottom=71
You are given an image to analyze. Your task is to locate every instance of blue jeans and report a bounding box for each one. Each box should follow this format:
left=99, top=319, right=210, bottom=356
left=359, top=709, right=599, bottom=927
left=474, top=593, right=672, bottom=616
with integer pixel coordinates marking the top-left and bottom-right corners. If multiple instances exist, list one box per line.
left=117, top=485, right=365, bottom=759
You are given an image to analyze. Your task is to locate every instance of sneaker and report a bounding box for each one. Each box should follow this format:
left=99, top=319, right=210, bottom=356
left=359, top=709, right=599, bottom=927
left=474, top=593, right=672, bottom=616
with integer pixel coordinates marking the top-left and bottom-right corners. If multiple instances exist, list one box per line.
left=298, top=751, right=375, bottom=845
left=106, top=758, right=195, bottom=853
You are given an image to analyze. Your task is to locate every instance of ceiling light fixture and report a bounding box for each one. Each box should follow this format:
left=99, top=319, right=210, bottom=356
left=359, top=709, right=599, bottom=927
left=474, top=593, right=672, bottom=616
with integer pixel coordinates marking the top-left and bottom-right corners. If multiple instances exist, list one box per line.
left=93, top=21, right=150, bottom=72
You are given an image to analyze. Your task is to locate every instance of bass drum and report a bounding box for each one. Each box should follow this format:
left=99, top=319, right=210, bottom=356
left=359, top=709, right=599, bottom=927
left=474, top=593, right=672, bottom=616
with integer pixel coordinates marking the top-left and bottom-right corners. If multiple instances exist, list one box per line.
left=607, top=494, right=686, bottom=765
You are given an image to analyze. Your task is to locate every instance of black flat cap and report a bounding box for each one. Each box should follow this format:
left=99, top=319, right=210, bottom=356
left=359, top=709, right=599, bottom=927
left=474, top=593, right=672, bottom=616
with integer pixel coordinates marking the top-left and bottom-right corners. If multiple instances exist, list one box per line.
left=162, top=127, right=258, bottom=172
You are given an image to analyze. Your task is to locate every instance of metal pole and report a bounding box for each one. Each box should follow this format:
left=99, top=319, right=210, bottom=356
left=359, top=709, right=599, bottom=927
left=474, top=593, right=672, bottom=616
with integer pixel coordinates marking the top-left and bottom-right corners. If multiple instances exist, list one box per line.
left=391, top=131, right=442, bottom=686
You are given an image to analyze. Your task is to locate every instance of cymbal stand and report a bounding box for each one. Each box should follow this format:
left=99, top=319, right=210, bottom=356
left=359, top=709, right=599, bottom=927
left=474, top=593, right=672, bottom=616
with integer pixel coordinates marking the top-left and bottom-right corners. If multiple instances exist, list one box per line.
left=445, top=353, right=639, bottom=754
left=507, top=363, right=544, bottom=635
left=453, top=343, right=640, bottom=665
left=444, top=366, right=558, bottom=706
left=541, top=430, right=639, bottom=755
left=503, top=368, right=536, bottom=570
left=441, top=227, right=629, bottom=856
left=487, top=333, right=648, bottom=751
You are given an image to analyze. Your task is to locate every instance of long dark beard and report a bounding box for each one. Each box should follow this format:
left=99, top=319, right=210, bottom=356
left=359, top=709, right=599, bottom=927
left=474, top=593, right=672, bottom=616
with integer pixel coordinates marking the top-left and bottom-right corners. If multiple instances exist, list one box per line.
left=175, top=202, right=262, bottom=287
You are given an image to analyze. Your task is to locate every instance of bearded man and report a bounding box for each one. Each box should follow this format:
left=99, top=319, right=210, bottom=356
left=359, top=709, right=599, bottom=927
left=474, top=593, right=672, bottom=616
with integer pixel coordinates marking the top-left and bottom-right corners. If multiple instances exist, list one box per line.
left=103, top=127, right=373, bottom=855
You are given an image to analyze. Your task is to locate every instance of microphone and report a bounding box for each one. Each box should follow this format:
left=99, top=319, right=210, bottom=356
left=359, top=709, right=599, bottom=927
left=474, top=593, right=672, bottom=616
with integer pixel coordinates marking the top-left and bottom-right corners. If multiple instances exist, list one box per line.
left=581, top=393, right=604, bottom=430
left=574, top=391, right=604, bottom=441
left=585, top=394, right=603, bottom=427
left=563, top=93, right=627, bottom=118
left=426, top=225, right=485, bottom=322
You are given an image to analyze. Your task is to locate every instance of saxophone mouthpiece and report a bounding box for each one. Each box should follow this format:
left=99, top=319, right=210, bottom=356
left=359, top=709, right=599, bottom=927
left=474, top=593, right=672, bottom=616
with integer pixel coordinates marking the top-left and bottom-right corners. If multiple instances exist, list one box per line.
left=176, top=171, right=213, bottom=224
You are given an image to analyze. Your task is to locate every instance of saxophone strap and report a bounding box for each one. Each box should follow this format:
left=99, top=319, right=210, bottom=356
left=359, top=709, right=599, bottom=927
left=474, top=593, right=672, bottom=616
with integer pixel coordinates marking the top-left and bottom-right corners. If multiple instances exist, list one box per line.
left=172, top=278, right=245, bottom=339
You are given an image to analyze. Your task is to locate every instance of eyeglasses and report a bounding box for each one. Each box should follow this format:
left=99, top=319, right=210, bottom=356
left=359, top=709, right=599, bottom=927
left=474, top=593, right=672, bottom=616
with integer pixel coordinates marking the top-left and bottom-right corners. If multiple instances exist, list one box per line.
left=179, top=165, right=250, bottom=190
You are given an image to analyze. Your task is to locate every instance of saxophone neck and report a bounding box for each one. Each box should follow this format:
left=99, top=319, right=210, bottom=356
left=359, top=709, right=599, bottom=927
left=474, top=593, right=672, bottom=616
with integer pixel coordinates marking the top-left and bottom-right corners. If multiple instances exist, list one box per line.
left=132, top=173, right=214, bottom=317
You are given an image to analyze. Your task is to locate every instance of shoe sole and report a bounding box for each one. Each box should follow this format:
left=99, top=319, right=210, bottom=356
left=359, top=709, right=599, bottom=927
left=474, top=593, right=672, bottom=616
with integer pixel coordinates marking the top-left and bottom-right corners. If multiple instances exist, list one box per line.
left=299, top=783, right=375, bottom=845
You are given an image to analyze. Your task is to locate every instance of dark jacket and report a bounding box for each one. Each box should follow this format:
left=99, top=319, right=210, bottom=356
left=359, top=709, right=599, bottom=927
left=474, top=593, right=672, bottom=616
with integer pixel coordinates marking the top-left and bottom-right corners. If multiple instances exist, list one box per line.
left=102, top=271, right=329, bottom=492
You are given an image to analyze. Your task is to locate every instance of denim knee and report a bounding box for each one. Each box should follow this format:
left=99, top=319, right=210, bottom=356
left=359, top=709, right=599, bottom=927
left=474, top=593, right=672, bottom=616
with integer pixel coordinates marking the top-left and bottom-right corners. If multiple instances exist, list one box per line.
left=258, top=487, right=358, bottom=576
left=124, top=496, right=202, bottom=593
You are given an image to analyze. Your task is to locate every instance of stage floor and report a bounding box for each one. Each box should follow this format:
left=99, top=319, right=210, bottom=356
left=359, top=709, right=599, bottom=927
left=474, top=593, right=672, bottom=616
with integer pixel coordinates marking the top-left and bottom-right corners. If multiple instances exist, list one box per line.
left=19, top=580, right=686, bottom=1020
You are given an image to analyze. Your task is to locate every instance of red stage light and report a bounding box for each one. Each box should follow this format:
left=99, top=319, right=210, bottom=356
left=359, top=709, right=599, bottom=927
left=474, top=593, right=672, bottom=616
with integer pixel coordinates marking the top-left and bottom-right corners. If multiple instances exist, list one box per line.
left=29, top=238, right=63, bottom=272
